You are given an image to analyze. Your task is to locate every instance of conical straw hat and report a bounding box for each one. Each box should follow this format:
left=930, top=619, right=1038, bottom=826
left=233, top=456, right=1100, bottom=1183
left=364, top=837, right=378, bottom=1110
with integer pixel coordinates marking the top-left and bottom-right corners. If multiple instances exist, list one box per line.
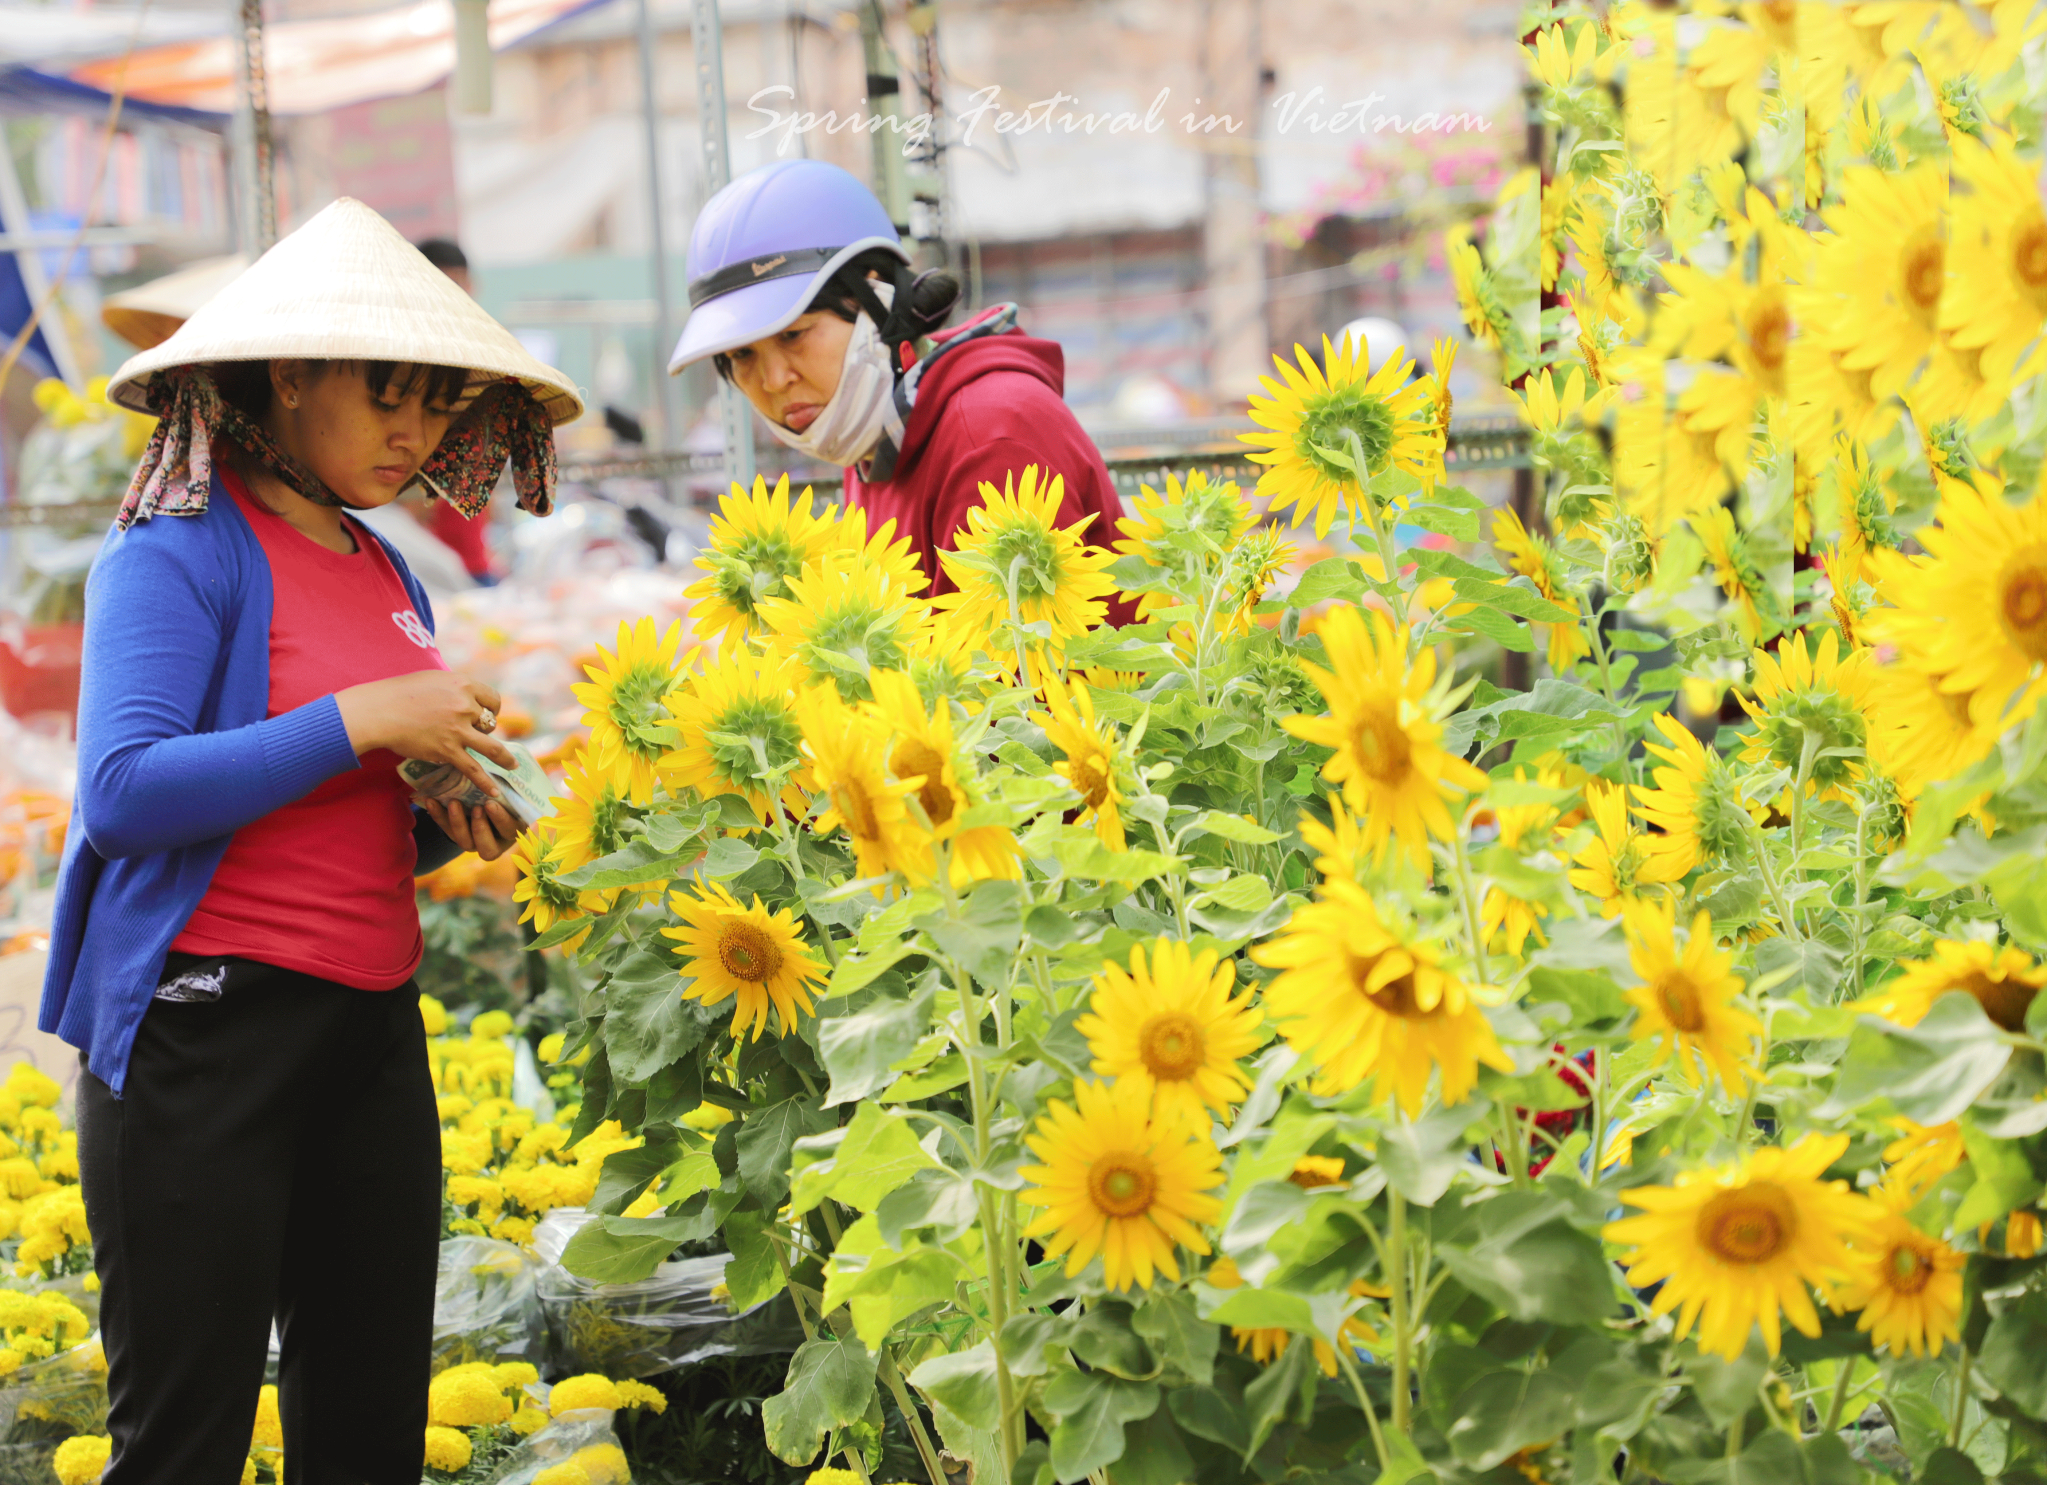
left=102, top=254, right=249, bottom=351
left=107, top=198, right=584, bottom=426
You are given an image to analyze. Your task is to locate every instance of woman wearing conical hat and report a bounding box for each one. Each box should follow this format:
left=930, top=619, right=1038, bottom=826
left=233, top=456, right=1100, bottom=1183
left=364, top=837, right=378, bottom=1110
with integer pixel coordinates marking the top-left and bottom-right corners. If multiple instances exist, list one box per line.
left=38, top=198, right=582, bottom=1484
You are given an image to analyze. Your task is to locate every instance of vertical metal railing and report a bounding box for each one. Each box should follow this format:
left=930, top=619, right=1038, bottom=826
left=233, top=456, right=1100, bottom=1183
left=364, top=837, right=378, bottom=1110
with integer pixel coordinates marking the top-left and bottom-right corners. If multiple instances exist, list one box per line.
left=691, top=0, right=755, bottom=493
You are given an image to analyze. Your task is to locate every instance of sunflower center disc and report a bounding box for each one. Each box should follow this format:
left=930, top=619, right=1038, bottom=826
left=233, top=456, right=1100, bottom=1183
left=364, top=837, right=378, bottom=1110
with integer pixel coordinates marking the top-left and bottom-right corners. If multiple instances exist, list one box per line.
left=1088, top=1153, right=1158, bottom=1218
left=1139, top=1012, right=1208, bottom=1081
left=2013, top=216, right=2047, bottom=304
left=1296, top=388, right=1397, bottom=485
left=1888, top=1243, right=1934, bottom=1296
left=891, top=739, right=956, bottom=828
left=1900, top=231, right=1945, bottom=325
left=1998, top=552, right=2047, bottom=661
left=1353, top=704, right=1414, bottom=785
left=1074, top=753, right=1113, bottom=811
left=717, top=920, right=783, bottom=983
left=1748, top=296, right=1790, bottom=379
left=1959, top=969, right=2040, bottom=1033
left=1365, top=969, right=1427, bottom=1019
left=1698, top=1184, right=1795, bottom=1264
left=1657, top=972, right=1708, bottom=1033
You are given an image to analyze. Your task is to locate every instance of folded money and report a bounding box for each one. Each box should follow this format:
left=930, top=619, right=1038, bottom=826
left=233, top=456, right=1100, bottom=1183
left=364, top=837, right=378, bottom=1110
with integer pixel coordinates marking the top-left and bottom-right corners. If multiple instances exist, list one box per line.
left=400, top=743, right=555, bottom=833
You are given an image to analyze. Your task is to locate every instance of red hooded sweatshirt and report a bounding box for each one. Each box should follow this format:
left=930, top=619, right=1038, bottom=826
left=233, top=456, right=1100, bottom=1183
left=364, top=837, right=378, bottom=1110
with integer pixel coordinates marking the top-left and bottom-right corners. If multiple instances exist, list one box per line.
left=845, top=311, right=1132, bottom=617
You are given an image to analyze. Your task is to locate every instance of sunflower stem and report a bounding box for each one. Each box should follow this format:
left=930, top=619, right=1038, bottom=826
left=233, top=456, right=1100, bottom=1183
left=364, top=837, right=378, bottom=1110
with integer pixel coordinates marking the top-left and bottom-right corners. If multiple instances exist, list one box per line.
left=880, top=1347, right=949, bottom=1485
left=1949, top=1346, right=1972, bottom=1447
left=1583, top=598, right=1635, bottom=784
left=1789, top=727, right=1822, bottom=891
left=1336, top=1344, right=1393, bottom=1471
left=1845, top=801, right=1875, bottom=1004
left=1452, top=820, right=1490, bottom=986
left=1822, top=1358, right=1858, bottom=1435
left=1741, top=814, right=1801, bottom=945
left=1004, top=552, right=1038, bottom=692
left=1388, top=1184, right=1412, bottom=1435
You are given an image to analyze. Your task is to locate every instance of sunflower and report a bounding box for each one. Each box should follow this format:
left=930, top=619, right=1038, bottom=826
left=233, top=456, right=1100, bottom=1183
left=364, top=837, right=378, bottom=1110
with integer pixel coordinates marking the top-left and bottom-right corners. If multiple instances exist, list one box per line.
left=683, top=476, right=845, bottom=646
left=1604, top=1134, right=1880, bottom=1361
left=866, top=669, right=1018, bottom=884
left=1853, top=939, right=2047, bottom=1032
left=1631, top=713, right=1754, bottom=882
left=794, top=682, right=932, bottom=887
left=1839, top=1212, right=1965, bottom=1359
left=1283, top=604, right=1487, bottom=871
left=1480, top=767, right=1561, bottom=954
left=1018, top=1077, right=1224, bottom=1292
left=1614, top=376, right=1734, bottom=538
left=511, top=826, right=604, bottom=954
left=1621, top=897, right=1760, bottom=1092
left=662, top=882, right=827, bottom=1040
left=1206, top=1255, right=1382, bottom=1377
left=1736, top=630, right=1876, bottom=799
left=758, top=552, right=936, bottom=703
left=1694, top=506, right=1786, bottom=642
left=1289, top=1156, right=1348, bottom=1190
left=1942, top=134, right=2047, bottom=384
left=571, top=618, right=692, bottom=804
left=1297, top=794, right=1370, bottom=884
left=1031, top=677, right=1129, bottom=851
left=660, top=645, right=812, bottom=824
left=1799, top=166, right=1948, bottom=399
left=548, top=756, right=636, bottom=871
left=1112, top=470, right=1256, bottom=625
left=933, top=466, right=1116, bottom=672
left=1827, top=440, right=1898, bottom=589
left=1425, top=337, right=1457, bottom=443
left=1784, top=337, right=1893, bottom=468
left=824, top=503, right=929, bottom=598
left=1862, top=482, right=2047, bottom=733
left=1241, top=335, right=1443, bottom=539
left=1492, top=506, right=1586, bottom=674
left=1878, top=1119, right=1967, bottom=1207
left=1074, top=939, right=1263, bottom=1130
left=1251, top=880, right=1511, bottom=1115
left=1861, top=656, right=1996, bottom=795
left=1447, top=222, right=1513, bottom=354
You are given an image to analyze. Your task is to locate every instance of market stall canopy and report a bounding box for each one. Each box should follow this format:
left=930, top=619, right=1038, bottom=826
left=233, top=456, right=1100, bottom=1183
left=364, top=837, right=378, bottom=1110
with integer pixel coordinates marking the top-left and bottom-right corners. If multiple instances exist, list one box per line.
left=101, top=255, right=248, bottom=351
left=68, top=0, right=610, bottom=117
left=0, top=5, right=226, bottom=70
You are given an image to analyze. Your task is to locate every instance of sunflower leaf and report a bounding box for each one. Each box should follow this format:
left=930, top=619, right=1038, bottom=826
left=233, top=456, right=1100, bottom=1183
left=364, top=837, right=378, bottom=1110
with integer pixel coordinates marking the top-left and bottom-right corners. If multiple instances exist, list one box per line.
left=817, top=985, right=934, bottom=1106
left=789, top=1103, right=941, bottom=1215
left=1819, top=994, right=2013, bottom=1126
left=763, top=1333, right=879, bottom=1465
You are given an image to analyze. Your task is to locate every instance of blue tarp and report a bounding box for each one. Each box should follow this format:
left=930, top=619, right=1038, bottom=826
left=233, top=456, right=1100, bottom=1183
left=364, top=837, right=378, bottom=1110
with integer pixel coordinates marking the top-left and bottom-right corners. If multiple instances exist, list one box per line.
left=0, top=196, right=60, bottom=384
left=0, top=65, right=228, bottom=129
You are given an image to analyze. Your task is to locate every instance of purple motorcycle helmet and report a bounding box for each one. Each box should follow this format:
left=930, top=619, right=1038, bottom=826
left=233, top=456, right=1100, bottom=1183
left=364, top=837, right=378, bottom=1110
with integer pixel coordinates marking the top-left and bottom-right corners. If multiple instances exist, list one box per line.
left=667, top=159, right=910, bottom=374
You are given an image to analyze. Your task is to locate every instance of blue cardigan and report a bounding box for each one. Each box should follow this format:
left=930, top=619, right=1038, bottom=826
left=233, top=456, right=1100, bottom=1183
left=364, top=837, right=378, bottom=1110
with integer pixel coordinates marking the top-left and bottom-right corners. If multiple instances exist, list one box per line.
left=40, top=472, right=459, bottom=1095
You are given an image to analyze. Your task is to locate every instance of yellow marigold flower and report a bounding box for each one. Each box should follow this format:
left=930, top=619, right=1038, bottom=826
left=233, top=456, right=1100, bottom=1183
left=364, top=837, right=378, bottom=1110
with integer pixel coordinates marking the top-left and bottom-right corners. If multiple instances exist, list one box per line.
left=492, top=1361, right=540, bottom=1390
left=446, top=1176, right=506, bottom=1217
left=1854, top=939, right=2047, bottom=1032
left=440, top=1129, right=494, bottom=1176
left=1253, top=881, right=1512, bottom=1115
left=252, top=1383, right=282, bottom=1449
left=933, top=465, right=1117, bottom=671
left=427, top=1369, right=512, bottom=1428
left=1031, top=677, right=1129, bottom=852
left=1283, top=604, right=1487, bottom=871
left=570, top=618, right=693, bottom=805
left=615, top=1378, right=668, bottom=1413
left=240, top=1454, right=256, bottom=1485
left=1074, top=939, right=1263, bottom=1130
left=1839, top=1212, right=1965, bottom=1358
left=1019, top=1077, right=1224, bottom=1292
left=1241, top=335, right=1443, bottom=539
left=680, top=1104, right=734, bottom=1133
left=4, top=1065, right=59, bottom=1110
left=1606, top=1134, right=1880, bottom=1361
left=534, top=1463, right=591, bottom=1485
left=0, top=1158, right=45, bottom=1201
left=1621, top=898, right=1760, bottom=1092
left=663, top=881, right=828, bottom=1041
left=806, top=1469, right=865, bottom=1485
left=510, top=1403, right=551, bottom=1436
left=549, top=1373, right=622, bottom=1415
left=795, top=682, right=932, bottom=887
left=571, top=1444, right=631, bottom=1485
left=0, top=1350, right=20, bottom=1377
left=53, top=1435, right=112, bottom=1485
left=423, top=1425, right=472, bottom=1474
left=492, top=1215, right=537, bottom=1247
left=470, top=1010, right=514, bottom=1041
left=536, top=1032, right=567, bottom=1066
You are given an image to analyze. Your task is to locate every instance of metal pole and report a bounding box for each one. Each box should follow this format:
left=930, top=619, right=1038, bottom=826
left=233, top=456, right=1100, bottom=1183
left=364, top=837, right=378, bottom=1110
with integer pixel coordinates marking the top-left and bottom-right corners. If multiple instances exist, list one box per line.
left=634, top=0, right=682, bottom=463
left=233, top=0, right=277, bottom=253
left=0, top=147, right=82, bottom=388
left=691, top=0, right=755, bottom=492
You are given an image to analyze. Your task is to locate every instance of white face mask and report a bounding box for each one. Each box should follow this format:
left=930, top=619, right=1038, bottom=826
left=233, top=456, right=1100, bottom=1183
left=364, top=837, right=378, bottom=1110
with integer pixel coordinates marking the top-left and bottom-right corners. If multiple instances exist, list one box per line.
left=760, top=285, right=896, bottom=468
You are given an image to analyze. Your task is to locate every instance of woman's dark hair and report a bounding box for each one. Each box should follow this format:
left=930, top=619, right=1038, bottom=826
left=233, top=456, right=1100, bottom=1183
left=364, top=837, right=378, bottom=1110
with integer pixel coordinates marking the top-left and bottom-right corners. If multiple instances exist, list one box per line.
left=711, top=249, right=960, bottom=382
left=210, top=359, right=471, bottom=420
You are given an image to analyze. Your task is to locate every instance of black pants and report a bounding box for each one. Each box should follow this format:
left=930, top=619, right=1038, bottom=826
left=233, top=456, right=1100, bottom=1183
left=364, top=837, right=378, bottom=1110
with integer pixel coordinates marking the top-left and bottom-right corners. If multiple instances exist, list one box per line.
left=77, top=965, right=442, bottom=1485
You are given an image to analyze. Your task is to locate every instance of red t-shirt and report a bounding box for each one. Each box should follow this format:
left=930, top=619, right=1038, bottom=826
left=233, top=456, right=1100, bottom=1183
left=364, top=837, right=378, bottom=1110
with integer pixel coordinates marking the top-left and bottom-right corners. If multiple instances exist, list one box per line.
left=171, top=471, right=446, bottom=988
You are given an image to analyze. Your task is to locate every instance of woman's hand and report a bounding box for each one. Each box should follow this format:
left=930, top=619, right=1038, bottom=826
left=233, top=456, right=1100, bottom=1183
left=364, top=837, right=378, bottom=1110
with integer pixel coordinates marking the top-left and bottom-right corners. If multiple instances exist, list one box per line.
left=336, top=671, right=513, bottom=797
left=416, top=796, right=521, bottom=862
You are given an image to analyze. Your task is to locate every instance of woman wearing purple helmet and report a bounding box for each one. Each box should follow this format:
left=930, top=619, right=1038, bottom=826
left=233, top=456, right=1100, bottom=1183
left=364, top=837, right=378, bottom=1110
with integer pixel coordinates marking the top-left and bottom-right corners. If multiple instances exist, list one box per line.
left=668, top=160, right=1127, bottom=600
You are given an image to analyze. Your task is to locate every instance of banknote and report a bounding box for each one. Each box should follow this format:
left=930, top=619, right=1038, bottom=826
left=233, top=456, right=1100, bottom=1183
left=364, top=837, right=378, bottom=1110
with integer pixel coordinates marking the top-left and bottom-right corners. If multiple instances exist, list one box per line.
left=400, top=742, right=555, bottom=832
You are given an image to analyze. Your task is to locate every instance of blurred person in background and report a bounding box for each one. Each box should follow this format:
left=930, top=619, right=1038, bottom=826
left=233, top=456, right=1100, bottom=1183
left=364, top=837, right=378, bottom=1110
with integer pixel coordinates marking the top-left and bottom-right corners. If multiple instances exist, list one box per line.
left=40, top=199, right=581, bottom=1485
left=668, top=160, right=1128, bottom=598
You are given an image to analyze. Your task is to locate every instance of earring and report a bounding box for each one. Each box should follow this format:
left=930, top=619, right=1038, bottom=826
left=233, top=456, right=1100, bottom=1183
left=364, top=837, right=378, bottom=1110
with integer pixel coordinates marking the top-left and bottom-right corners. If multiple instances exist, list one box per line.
left=285, top=396, right=298, bottom=408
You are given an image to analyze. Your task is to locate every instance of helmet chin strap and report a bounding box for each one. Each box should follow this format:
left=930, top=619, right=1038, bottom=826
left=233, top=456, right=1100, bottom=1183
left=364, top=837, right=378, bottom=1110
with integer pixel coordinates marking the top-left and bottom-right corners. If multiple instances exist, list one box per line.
left=845, top=261, right=920, bottom=373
